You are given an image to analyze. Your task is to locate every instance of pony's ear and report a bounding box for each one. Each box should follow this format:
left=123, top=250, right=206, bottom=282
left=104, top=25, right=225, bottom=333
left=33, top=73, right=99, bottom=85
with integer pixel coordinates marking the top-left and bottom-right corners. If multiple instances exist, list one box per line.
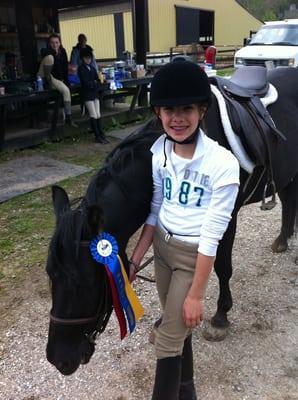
left=87, top=205, right=104, bottom=234
left=52, top=185, right=70, bottom=219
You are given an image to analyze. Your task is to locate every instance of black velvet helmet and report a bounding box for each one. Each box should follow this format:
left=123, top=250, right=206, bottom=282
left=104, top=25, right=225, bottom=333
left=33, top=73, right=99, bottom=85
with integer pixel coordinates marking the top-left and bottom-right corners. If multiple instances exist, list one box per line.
left=80, top=47, right=93, bottom=59
left=150, top=61, right=211, bottom=107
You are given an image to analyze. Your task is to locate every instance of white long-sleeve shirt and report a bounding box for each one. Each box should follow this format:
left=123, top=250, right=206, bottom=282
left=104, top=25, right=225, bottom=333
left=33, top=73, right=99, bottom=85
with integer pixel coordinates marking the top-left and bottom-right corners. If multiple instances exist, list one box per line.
left=146, top=130, right=240, bottom=257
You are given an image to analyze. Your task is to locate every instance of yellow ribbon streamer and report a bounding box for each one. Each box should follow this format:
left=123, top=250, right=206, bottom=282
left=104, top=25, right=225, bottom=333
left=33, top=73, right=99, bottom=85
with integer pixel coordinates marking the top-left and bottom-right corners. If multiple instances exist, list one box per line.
left=117, top=255, right=144, bottom=321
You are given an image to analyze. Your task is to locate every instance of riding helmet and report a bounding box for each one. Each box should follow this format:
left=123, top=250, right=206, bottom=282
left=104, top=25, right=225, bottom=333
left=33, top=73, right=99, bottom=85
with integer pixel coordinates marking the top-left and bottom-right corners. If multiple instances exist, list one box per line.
left=150, top=60, right=212, bottom=107
left=80, top=47, right=93, bottom=59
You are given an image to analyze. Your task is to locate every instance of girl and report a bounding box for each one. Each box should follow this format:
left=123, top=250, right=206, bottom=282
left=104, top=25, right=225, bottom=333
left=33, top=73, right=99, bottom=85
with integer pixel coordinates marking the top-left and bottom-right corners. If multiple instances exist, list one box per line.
left=78, top=48, right=108, bottom=144
left=130, top=61, right=240, bottom=400
left=38, top=34, right=77, bottom=127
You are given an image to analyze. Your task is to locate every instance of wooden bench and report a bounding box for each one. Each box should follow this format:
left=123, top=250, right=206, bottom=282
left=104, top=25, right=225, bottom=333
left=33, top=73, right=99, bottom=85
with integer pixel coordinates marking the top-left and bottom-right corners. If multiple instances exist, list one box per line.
left=0, top=76, right=153, bottom=150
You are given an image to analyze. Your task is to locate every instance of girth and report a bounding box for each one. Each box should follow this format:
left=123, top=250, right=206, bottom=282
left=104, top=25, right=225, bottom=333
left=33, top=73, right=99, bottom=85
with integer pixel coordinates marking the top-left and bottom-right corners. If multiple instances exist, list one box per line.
left=209, top=66, right=286, bottom=210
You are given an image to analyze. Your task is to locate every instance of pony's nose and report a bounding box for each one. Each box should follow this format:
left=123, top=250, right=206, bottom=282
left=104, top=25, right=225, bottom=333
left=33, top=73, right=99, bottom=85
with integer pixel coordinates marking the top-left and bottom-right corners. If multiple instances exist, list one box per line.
left=56, top=360, right=78, bottom=376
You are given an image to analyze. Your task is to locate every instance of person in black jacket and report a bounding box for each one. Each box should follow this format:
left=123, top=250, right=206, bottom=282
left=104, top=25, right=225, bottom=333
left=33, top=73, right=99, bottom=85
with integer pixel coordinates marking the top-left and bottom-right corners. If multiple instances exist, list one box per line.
left=78, top=48, right=108, bottom=143
left=38, top=34, right=77, bottom=127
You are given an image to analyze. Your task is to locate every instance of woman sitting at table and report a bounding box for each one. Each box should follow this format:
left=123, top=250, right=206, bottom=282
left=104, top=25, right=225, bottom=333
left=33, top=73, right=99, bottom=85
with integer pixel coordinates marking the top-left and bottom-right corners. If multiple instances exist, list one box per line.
left=78, top=48, right=108, bottom=144
left=38, top=33, right=77, bottom=128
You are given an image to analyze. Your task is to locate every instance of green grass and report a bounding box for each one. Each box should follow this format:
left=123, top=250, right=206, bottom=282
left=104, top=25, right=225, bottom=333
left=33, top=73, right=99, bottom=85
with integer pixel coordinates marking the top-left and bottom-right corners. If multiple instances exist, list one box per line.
left=0, top=134, right=118, bottom=286
left=0, top=173, right=96, bottom=283
left=217, top=67, right=235, bottom=77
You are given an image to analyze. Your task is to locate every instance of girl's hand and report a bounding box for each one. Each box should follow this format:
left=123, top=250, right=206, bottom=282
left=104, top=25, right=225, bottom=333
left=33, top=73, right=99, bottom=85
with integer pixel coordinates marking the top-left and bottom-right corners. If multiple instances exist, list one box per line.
left=183, top=296, right=204, bottom=328
left=128, top=261, right=138, bottom=282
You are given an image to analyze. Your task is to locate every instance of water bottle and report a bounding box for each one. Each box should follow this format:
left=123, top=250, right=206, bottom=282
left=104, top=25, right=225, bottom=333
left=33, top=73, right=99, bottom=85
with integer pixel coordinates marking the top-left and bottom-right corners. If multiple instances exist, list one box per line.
left=36, top=76, right=44, bottom=91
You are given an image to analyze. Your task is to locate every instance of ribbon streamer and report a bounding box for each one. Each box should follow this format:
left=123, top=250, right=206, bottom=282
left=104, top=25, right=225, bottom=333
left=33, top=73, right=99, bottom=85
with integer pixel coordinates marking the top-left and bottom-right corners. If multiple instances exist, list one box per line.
left=90, top=232, right=144, bottom=339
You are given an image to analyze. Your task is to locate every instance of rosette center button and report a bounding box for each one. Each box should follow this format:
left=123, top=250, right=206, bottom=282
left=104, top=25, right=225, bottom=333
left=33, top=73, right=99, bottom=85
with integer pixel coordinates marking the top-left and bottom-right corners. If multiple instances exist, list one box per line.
left=97, top=239, right=113, bottom=257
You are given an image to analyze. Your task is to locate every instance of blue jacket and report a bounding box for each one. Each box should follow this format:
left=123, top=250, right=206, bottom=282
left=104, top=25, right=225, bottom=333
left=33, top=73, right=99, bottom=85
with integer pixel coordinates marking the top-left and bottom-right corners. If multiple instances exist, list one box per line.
left=70, top=44, right=98, bottom=71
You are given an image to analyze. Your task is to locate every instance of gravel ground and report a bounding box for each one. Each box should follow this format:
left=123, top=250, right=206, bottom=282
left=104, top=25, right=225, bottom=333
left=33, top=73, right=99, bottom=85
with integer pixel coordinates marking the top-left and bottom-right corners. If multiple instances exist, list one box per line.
left=0, top=202, right=297, bottom=400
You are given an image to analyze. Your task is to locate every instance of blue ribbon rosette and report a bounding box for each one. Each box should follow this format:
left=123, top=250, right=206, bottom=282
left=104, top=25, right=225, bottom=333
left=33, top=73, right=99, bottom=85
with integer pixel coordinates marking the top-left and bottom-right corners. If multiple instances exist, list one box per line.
left=90, top=232, right=143, bottom=337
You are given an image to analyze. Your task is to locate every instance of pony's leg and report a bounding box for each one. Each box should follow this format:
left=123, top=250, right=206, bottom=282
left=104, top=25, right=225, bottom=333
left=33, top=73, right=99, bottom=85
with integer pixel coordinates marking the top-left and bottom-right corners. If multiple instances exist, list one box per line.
left=201, top=215, right=237, bottom=341
left=213, top=215, right=237, bottom=327
left=272, top=174, right=298, bottom=253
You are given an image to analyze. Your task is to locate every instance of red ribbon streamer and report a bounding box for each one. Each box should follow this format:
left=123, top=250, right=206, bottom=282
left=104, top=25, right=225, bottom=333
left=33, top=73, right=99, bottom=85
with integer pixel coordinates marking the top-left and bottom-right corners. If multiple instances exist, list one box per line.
left=105, top=266, right=127, bottom=339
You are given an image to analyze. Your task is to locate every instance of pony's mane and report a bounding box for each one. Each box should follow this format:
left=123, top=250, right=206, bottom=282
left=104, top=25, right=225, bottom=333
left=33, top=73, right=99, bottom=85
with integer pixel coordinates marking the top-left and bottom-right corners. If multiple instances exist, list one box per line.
left=85, top=118, right=162, bottom=205
left=47, top=207, right=83, bottom=283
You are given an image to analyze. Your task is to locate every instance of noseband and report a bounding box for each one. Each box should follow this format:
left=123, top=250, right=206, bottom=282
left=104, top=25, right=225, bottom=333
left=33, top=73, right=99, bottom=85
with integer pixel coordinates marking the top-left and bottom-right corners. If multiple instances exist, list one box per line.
left=50, top=239, right=112, bottom=345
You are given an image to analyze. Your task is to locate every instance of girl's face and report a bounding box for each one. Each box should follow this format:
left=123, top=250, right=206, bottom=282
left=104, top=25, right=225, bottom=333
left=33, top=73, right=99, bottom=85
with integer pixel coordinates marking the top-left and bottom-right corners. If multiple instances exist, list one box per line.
left=49, top=37, right=61, bottom=53
left=83, top=56, right=92, bottom=65
left=156, top=104, right=206, bottom=142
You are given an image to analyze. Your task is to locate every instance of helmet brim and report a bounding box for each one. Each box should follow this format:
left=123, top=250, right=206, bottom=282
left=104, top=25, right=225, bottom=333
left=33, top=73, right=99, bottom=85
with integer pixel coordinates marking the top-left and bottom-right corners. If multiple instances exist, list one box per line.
left=150, top=96, right=210, bottom=107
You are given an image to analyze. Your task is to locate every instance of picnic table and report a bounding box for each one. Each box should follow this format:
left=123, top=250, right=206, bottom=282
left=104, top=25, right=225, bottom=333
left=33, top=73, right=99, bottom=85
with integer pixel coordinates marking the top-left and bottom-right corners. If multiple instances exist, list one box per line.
left=0, top=75, right=153, bottom=151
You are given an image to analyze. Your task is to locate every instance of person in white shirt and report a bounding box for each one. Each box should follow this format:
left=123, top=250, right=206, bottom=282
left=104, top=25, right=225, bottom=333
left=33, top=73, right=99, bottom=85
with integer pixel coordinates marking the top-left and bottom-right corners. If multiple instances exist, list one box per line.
left=130, top=61, right=240, bottom=400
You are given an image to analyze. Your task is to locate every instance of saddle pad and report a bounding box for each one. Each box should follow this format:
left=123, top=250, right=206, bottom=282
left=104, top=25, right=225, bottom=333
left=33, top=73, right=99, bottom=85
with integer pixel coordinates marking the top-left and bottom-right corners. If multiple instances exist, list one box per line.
left=210, top=83, right=278, bottom=173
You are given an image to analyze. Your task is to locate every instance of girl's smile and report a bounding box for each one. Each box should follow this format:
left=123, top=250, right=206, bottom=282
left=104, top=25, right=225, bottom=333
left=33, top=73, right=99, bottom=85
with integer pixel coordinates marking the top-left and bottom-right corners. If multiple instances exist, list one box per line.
left=156, top=104, right=206, bottom=142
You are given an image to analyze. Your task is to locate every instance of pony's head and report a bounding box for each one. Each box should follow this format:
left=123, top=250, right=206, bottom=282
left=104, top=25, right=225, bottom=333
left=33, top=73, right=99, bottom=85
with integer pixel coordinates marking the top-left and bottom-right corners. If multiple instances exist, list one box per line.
left=46, top=186, right=112, bottom=375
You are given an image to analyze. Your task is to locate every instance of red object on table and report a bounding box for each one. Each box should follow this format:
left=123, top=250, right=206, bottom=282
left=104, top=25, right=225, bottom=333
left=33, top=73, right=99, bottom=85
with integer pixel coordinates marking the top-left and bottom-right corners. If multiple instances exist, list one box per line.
left=205, top=46, right=217, bottom=68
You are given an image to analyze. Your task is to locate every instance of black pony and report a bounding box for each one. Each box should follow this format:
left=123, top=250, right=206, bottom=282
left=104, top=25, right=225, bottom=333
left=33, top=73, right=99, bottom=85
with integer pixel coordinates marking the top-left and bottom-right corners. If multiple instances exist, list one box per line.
left=46, top=67, right=298, bottom=375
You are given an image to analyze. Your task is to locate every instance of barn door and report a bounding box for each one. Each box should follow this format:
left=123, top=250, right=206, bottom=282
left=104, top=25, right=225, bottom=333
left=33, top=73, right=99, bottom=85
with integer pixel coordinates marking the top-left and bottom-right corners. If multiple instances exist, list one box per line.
left=175, top=6, right=214, bottom=46
left=176, top=6, right=200, bottom=45
left=199, top=10, right=214, bottom=45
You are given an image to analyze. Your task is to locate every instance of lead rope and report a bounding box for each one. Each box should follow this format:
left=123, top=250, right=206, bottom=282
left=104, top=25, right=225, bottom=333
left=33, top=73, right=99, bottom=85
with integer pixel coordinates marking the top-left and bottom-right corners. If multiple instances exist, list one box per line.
left=136, top=255, right=155, bottom=283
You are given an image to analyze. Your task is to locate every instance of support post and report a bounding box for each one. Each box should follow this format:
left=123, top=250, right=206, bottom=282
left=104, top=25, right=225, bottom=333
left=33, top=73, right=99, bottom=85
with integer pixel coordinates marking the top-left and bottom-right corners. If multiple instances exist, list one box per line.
left=132, top=0, right=149, bottom=107
left=15, top=0, right=38, bottom=76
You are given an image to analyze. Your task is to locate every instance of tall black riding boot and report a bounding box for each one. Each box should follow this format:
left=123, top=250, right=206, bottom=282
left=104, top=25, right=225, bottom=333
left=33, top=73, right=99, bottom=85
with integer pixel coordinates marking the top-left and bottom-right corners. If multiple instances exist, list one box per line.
left=152, top=356, right=182, bottom=400
left=64, top=101, right=78, bottom=128
left=65, top=114, right=78, bottom=128
left=90, top=118, right=105, bottom=143
left=88, top=118, right=94, bottom=133
left=179, top=335, right=197, bottom=400
left=96, top=118, right=109, bottom=144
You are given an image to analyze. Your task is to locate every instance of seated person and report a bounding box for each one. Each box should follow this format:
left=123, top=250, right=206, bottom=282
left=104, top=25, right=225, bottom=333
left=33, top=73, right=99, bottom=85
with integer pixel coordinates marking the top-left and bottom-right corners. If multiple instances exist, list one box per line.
left=38, top=33, right=77, bottom=127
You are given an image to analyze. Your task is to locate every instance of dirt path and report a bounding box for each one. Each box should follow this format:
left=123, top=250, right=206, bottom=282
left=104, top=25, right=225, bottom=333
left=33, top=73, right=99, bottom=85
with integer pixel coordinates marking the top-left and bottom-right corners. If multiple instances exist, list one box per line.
left=0, top=202, right=297, bottom=400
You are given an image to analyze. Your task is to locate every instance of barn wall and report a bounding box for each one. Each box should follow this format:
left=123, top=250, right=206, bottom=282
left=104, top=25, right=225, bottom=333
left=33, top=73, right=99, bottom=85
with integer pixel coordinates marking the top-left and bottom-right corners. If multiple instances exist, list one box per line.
left=148, top=0, right=262, bottom=52
left=59, top=0, right=262, bottom=58
left=123, top=11, right=133, bottom=53
left=59, top=2, right=130, bottom=59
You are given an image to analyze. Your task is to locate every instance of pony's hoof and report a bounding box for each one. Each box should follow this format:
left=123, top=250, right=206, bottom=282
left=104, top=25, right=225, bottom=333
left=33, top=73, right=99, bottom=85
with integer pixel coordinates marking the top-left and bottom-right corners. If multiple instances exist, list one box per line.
left=271, top=238, right=288, bottom=253
left=201, top=319, right=229, bottom=341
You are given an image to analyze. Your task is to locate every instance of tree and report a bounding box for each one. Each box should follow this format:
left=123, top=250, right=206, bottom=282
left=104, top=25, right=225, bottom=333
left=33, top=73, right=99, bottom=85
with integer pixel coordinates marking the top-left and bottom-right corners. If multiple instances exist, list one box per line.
left=237, top=0, right=293, bottom=20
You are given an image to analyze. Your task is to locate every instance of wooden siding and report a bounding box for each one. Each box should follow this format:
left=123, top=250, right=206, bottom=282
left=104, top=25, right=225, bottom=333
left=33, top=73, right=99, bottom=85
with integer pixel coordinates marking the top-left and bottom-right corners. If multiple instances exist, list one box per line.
left=148, top=0, right=262, bottom=52
left=59, top=14, right=116, bottom=59
left=59, top=0, right=262, bottom=57
left=123, top=11, right=134, bottom=52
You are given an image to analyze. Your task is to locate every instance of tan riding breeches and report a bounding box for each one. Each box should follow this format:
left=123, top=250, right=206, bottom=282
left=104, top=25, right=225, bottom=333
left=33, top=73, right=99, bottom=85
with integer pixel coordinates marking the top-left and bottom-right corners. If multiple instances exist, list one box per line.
left=153, top=225, right=198, bottom=359
left=38, top=54, right=71, bottom=103
left=85, top=99, right=101, bottom=119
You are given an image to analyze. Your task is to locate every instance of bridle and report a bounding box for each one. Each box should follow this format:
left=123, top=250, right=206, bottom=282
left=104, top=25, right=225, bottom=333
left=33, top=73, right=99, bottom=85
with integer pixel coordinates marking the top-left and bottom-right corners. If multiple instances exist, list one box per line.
left=49, top=194, right=155, bottom=344
left=49, top=239, right=113, bottom=345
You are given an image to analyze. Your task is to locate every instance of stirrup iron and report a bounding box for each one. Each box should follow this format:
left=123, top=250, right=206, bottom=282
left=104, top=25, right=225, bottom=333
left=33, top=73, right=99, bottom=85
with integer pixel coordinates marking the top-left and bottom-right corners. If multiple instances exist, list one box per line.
left=260, top=181, right=277, bottom=211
